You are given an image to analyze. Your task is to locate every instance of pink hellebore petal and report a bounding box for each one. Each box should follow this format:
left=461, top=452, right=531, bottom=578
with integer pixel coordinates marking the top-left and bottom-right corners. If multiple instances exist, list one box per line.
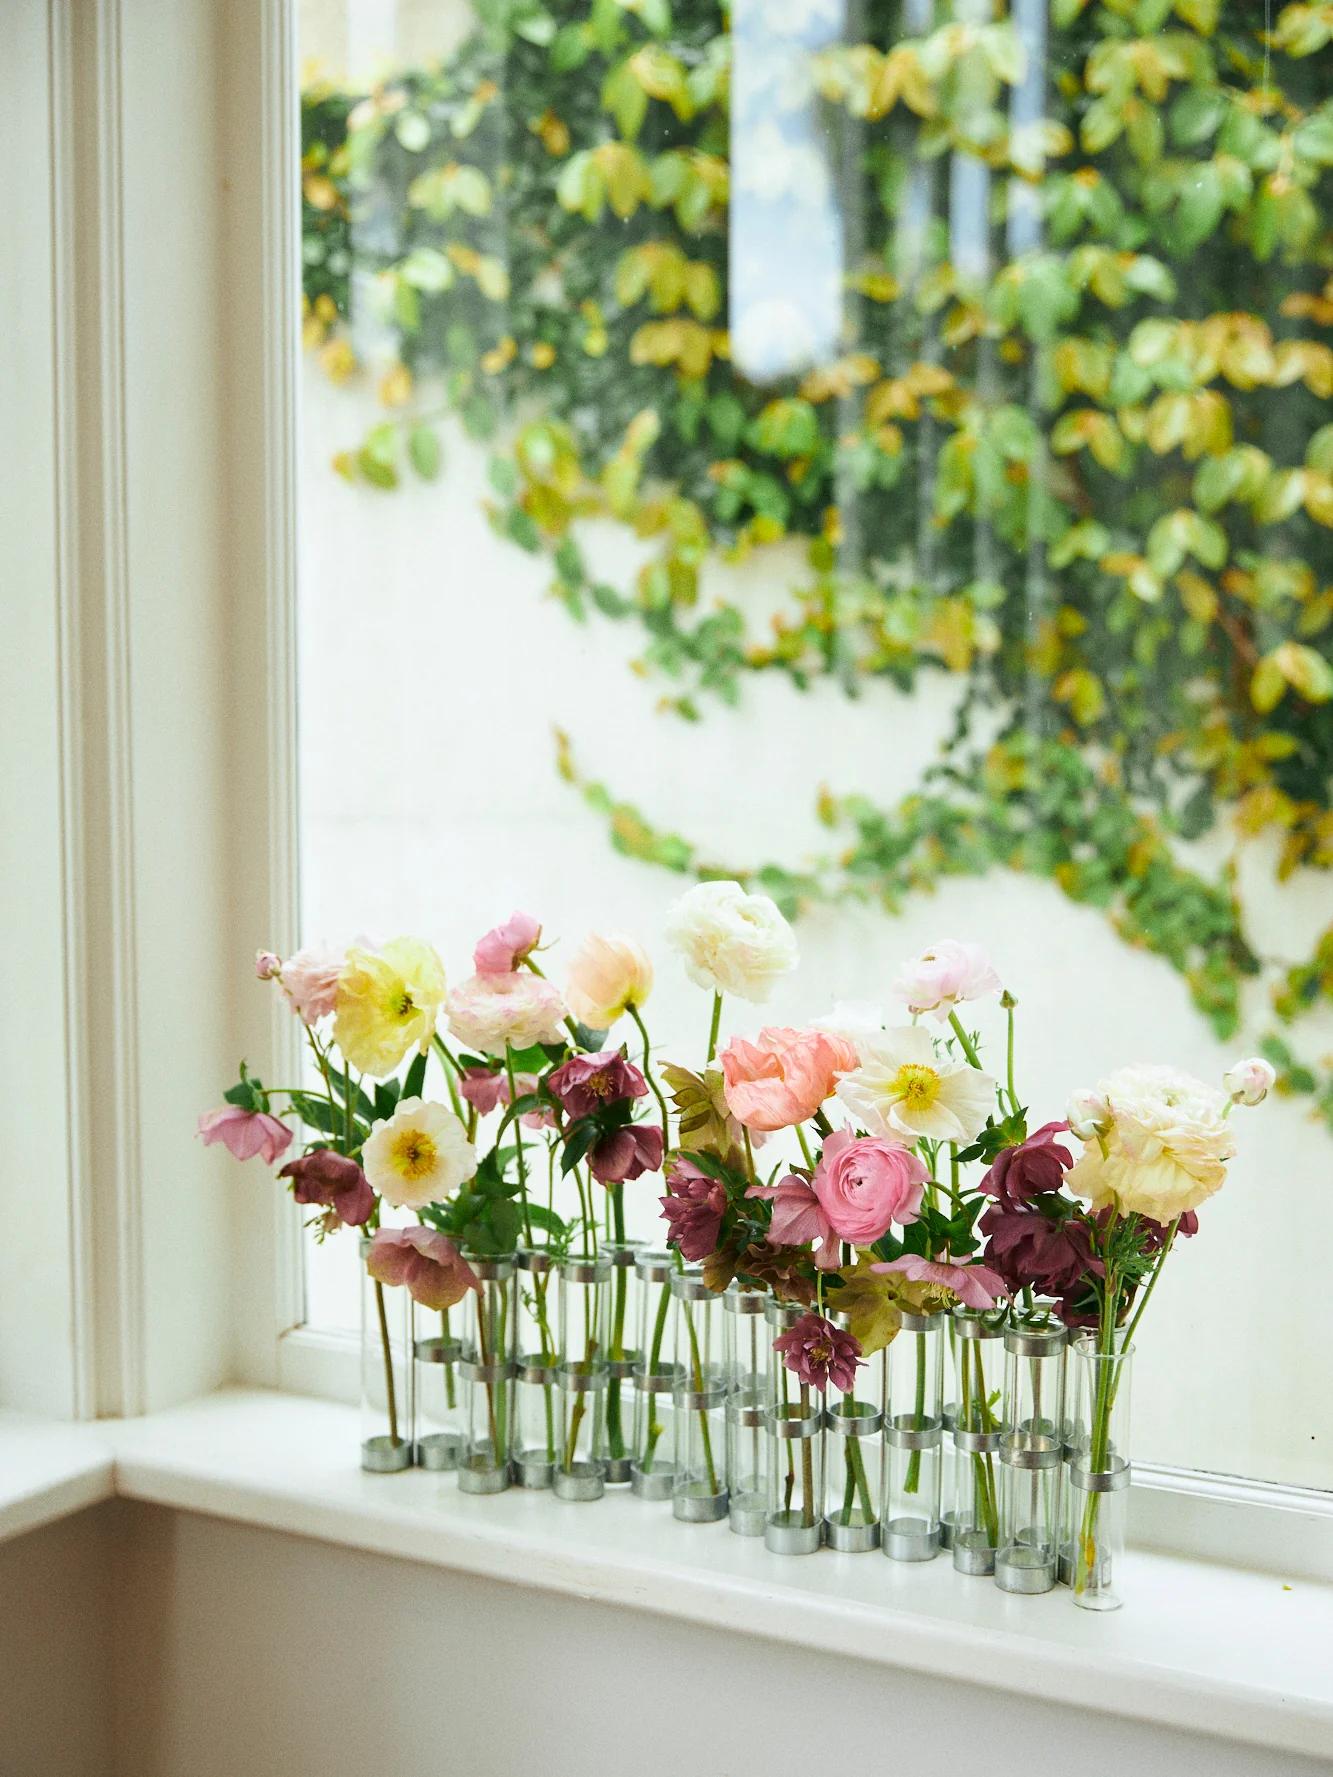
left=459, top=1068, right=507, bottom=1116
left=745, top=1174, right=840, bottom=1270
left=365, top=1227, right=479, bottom=1312
left=871, top=1252, right=1008, bottom=1310
left=473, top=911, right=542, bottom=975
left=197, top=1104, right=293, bottom=1166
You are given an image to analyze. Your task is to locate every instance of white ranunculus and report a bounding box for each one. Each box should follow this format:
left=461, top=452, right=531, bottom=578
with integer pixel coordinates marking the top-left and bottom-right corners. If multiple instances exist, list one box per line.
left=1223, top=1056, right=1277, bottom=1107
left=891, top=939, right=1002, bottom=1022
left=1065, top=1064, right=1235, bottom=1225
left=664, top=880, right=798, bottom=1003
left=363, top=1098, right=476, bottom=1211
left=835, top=1025, right=996, bottom=1144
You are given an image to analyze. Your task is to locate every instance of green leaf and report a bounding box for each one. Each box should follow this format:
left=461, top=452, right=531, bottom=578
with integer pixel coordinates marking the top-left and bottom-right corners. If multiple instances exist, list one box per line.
left=402, top=1051, right=428, bottom=1101
left=408, top=425, right=442, bottom=481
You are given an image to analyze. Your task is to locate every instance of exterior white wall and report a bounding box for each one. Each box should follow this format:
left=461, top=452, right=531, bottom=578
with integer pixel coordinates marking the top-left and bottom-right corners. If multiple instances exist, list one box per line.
left=297, top=366, right=1333, bottom=1494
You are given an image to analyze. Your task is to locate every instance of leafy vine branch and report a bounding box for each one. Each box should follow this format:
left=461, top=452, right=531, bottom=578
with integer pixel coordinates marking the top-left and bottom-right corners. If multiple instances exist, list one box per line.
left=298, top=0, right=1333, bottom=1127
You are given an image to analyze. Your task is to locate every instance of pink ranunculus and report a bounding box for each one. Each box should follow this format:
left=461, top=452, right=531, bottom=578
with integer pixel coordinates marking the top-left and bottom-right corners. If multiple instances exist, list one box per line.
left=772, top=1311, right=862, bottom=1393
left=473, top=911, right=542, bottom=975
left=446, top=971, right=566, bottom=1055
left=548, top=1050, right=648, bottom=1119
left=811, top=1128, right=927, bottom=1245
left=280, top=942, right=345, bottom=1024
left=589, top=1123, right=664, bottom=1184
left=720, top=1026, right=860, bottom=1133
left=197, top=1104, right=293, bottom=1165
left=661, top=1158, right=727, bottom=1261
left=278, top=1149, right=374, bottom=1228
left=745, top=1174, right=840, bottom=1269
left=365, top=1226, right=479, bottom=1312
left=871, top=1252, right=1008, bottom=1309
left=255, top=950, right=282, bottom=980
left=892, top=939, right=1002, bottom=1021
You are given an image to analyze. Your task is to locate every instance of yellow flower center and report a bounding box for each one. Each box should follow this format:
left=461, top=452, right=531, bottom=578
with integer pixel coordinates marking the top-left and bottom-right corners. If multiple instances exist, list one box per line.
left=587, top=1068, right=616, bottom=1099
left=391, top=1129, right=437, bottom=1180
left=810, top=1340, right=832, bottom=1365
left=891, top=1062, right=941, bottom=1113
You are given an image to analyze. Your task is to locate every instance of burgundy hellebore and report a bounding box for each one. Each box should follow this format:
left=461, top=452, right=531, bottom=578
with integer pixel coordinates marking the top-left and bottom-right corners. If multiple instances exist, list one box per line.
left=589, top=1123, right=664, bottom=1184
left=548, top=1050, right=648, bottom=1119
left=771, top=1311, right=862, bottom=1393
left=660, top=1158, right=727, bottom=1262
left=278, top=1149, right=374, bottom=1229
left=981, top=1121, right=1073, bottom=1206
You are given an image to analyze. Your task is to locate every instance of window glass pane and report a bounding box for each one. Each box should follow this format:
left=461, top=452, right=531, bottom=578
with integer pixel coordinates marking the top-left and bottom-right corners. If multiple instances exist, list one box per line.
left=296, top=0, right=1333, bottom=1489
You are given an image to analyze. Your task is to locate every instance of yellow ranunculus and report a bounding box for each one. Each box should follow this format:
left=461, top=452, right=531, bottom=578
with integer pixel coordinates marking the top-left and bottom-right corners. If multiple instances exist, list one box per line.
left=333, top=937, right=446, bottom=1077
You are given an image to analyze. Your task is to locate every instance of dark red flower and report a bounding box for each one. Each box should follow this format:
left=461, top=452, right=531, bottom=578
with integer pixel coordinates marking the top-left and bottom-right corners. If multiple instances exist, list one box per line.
left=980, top=1198, right=1100, bottom=1299
left=279, top=1149, right=374, bottom=1228
left=981, top=1121, right=1073, bottom=1206
left=588, top=1122, right=664, bottom=1184
left=660, top=1158, right=727, bottom=1261
left=548, top=1050, right=648, bottom=1119
left=772, top=1312, right=861, bottom=1393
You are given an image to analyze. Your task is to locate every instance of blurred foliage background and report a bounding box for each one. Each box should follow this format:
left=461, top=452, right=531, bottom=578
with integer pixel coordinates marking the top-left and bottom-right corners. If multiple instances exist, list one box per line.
left=298, top=0, right=1333, bottom=1123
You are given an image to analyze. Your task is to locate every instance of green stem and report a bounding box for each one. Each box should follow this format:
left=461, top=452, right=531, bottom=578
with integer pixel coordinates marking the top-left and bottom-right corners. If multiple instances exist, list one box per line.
left=706, top=991, right=723, bottom=1064
left=795, top=1123, right=816, bottom=1168
left=607, top=1185, right=628, bottom=1460
left=1004, top=996, right=1020, bottom=1115
left=640, top=1276, right=673, bottom=1473
left=504, top=1045, right=534, bottom=1248
left=904, top=1331, right=927, bottom=1494
left=628, top=1003, right=671, bottom=1141
left=947, top=1010, right=983, bottom=1072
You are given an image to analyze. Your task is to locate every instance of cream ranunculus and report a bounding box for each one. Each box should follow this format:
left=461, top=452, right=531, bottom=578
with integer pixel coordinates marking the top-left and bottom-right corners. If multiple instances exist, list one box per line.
left=1065, top=1063, right=1235, bottom=1224
left=835, top=1026, right=996, bottom=1143
left=333, top=938, right=446, bottom=1077
left=565, top=933, right=654, bottom=1029
left=363, top=1097, right=476, bottom=1210
left=664, top=880, right=798, bottom=1003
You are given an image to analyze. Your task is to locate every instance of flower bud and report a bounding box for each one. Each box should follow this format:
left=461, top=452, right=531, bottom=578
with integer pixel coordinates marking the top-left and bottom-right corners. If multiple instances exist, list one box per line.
left=1067, top=1087, right=1112, bottom=1141
left=1223, top=1056, right=1277, bottom=1107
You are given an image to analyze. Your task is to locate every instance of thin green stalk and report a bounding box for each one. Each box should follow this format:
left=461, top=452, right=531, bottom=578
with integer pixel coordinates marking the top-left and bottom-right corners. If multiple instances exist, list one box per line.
left=904, top=1331, right=927, bottom=1494
left=627, top=1003, right=671, bottom=1138
left=607, top=1184, right=628, bottom=1461
left=504, top=1044, right=534, bottom=1247
left=706, top=991, right=723, bottom=1064
left=795, top=1123, right=816, bottom=1168
left=1004, top=993, right=1020, bottom=1115
left=947, top=1010, right=983, bottom=1071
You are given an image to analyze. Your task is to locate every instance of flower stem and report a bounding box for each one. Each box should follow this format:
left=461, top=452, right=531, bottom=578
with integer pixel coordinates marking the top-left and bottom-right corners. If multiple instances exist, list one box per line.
left=373, top=1279, right=400, bottom=1446
left=628, top=1003, right=671, bottom=1142
left=947, top=1010, right=983, bottom=1072
left=504, top=1044, right=534, bottom=1248
left=706, top=992, right=723, bottom=1064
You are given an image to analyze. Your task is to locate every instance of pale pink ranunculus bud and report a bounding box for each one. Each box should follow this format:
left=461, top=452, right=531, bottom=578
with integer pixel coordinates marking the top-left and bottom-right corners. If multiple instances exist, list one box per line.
left=255, top=950, right=282, bottom=980
left=565, top=933, right=653, bottom=1029
left=892, top=939, right=1002, bottom=1021
left=281, top=943, right=345, bottom=1024
left=1223, top=1056, right=1277, bottom=1107
left=1067, top=1088, right=1112, bottom=1141
left=473, top=911, right=542, bottom=975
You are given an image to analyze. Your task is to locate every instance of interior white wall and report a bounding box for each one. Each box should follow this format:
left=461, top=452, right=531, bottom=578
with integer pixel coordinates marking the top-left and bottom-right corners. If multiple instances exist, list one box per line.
left=106, top=1504, right=1333, bottom=1777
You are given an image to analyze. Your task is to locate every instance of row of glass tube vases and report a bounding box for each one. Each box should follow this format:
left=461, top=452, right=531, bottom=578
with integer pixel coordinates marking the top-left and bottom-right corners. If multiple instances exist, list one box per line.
left=360, top=1241, right=1133, bottom=1611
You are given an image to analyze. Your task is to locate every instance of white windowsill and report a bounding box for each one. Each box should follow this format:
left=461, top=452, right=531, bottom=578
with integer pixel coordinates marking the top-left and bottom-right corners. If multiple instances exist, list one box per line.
left=3, top=1387, right=1331, bottom=1761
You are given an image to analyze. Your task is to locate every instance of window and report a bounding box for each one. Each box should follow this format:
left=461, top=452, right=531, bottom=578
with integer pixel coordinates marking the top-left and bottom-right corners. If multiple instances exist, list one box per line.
left=293, top=0, right=1333, bottom=1492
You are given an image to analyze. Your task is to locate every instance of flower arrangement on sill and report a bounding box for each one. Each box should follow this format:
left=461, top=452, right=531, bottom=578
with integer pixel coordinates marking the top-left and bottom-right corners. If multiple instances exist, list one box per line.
left=200, top=889, right=1270, bottom=1602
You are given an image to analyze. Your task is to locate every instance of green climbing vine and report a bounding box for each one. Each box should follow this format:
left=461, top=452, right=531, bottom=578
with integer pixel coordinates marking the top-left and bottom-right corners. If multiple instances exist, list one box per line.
left=298, top=0, right=1333, bottom=1123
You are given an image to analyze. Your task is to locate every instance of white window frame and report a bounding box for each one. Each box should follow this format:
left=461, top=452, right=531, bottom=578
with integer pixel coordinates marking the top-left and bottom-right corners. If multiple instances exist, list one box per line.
left=8, top=0, right=1327, bottom=1577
